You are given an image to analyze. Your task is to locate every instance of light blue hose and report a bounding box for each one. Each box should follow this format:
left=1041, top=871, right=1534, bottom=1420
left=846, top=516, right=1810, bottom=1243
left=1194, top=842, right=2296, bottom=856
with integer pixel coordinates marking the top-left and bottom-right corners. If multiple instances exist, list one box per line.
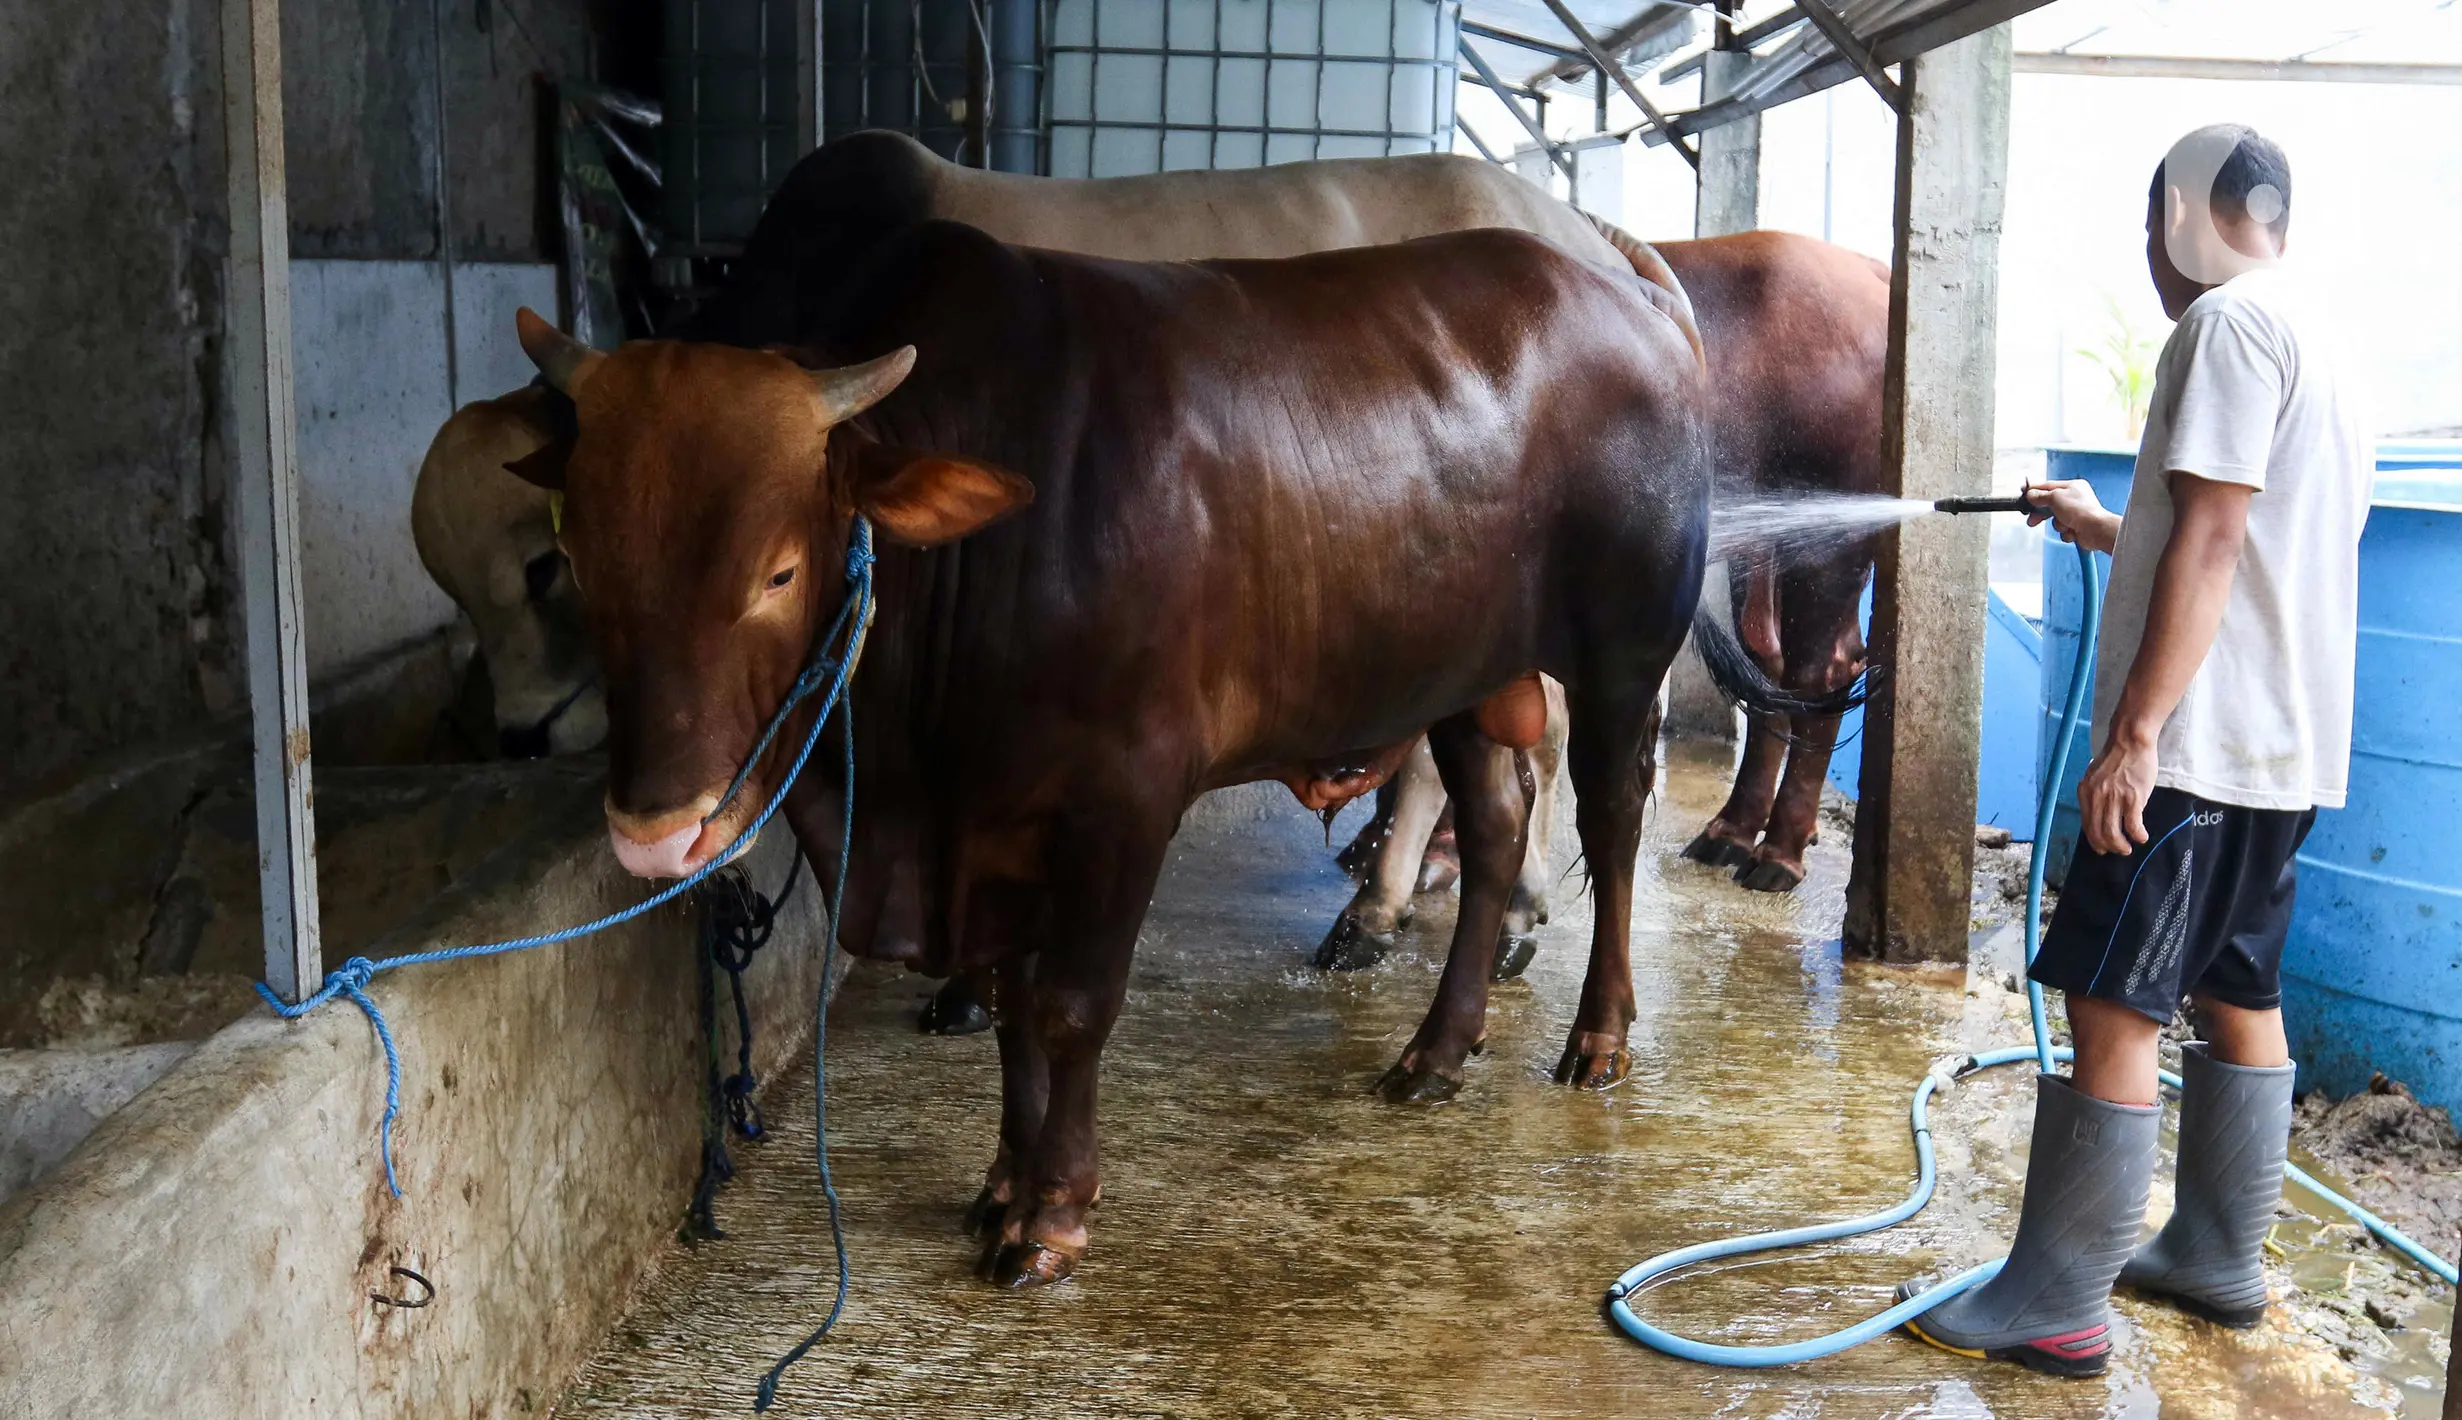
left=1608, top=540, right=2458, bottom=1369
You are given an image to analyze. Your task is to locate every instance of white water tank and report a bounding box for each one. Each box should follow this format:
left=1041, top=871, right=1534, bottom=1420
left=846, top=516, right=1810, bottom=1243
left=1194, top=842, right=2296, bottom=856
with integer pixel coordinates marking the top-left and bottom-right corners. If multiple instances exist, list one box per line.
left=1045, top=0, right=1461, bottom=176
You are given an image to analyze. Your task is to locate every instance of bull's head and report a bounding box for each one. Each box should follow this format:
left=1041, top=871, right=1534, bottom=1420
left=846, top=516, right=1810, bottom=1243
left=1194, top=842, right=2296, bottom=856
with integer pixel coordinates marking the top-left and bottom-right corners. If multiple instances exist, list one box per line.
left=508, top=308, right=1032, bottom=879
left=410, top=387, right=607, bottom=759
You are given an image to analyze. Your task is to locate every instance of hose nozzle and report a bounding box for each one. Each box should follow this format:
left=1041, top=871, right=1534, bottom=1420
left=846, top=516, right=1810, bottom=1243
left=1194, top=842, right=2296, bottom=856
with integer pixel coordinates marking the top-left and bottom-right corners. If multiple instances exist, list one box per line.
left=1932, top=494, right=2035, bottom=515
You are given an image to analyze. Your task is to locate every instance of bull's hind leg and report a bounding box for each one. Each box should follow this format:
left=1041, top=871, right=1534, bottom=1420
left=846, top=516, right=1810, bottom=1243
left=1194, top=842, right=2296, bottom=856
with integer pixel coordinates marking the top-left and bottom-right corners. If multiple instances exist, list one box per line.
left=1684, top=561, right=1785, bottom=869
left=1315, top=736, right=1444, bottom=971
left=983, top=812, right=1173, bottom=1289
left=1738, top=553, right=1870, bottom=893
left=1376, top=713, right=1529, bottom=1103
left=1555, top=684, right=1670, bottom=1090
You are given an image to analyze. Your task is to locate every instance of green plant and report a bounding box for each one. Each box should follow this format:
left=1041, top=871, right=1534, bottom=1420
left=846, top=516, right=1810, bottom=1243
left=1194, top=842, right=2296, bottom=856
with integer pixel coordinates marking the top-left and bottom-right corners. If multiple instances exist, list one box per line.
left=2077, top=295, right=2162, bottom=439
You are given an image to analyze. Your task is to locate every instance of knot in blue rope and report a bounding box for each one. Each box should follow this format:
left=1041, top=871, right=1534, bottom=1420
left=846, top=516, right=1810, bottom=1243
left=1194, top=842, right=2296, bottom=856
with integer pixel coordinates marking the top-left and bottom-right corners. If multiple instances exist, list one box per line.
left=843, top=517, right=876, bottom=579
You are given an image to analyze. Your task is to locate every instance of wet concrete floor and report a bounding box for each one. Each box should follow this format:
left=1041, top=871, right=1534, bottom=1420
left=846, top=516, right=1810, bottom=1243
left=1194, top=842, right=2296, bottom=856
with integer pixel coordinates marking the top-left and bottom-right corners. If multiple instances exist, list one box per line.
left=560, top=744, right=2449, bottom=1418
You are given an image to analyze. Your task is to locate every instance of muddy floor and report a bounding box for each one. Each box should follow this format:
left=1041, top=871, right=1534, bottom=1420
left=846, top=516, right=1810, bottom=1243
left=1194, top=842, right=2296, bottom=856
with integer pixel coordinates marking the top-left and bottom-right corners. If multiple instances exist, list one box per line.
left=559, top=742, right=2454, bottom=1418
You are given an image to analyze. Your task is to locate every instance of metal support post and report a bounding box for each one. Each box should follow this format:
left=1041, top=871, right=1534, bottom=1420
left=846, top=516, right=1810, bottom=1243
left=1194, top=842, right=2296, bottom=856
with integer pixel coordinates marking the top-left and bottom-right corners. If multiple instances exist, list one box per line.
left=221, top=0, right=323, bottom=1003
left=796, top=0, right=821, bottom=154
left=1843, top=22, right=2010, bottom=965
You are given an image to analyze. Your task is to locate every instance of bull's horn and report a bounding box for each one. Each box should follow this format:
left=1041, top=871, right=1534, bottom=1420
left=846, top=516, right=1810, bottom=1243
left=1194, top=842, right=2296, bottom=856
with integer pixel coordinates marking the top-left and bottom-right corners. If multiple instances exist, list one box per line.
left=515, top=307, right=605, bottom=395
left=811, top=346, right=918, bottom=425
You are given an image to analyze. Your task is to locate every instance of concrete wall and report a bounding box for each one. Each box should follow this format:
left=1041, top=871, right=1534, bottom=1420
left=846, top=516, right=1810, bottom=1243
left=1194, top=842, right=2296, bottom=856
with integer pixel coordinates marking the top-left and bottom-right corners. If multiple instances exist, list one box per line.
left=0, top=0, right=605, bottom=801
left=292, top=259, right=557, bottom=677
left=0, top=0, right=240, bottom=799
left=0, top=799, right=835, bottom=1419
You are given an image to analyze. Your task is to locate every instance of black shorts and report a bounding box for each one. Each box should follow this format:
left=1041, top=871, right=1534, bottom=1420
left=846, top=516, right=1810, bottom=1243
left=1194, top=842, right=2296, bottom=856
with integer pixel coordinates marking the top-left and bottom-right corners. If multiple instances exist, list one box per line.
left=2030, top=786, right=2317, bottom=1023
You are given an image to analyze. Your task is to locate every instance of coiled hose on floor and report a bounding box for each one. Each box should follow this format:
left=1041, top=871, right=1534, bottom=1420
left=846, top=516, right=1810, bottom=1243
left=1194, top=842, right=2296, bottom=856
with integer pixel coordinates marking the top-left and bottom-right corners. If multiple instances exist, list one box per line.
left=1607, top=540, right=2459, bottom=1368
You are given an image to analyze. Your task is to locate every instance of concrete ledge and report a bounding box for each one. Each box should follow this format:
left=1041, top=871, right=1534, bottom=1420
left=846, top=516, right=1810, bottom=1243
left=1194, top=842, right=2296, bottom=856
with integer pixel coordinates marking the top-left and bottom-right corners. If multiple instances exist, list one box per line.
left=0, top=796, right=832, bottom=1418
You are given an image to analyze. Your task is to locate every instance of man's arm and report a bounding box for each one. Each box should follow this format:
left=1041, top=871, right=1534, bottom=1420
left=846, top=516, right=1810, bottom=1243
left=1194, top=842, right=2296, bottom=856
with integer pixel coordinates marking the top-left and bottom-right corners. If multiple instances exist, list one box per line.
left=2076, top=471, right=2254, bottom=855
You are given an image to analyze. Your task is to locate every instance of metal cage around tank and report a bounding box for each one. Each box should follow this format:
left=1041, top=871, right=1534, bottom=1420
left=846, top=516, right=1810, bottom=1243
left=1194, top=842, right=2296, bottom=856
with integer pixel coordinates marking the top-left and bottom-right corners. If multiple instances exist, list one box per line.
left=1042, top=0, right=1462, bottom=177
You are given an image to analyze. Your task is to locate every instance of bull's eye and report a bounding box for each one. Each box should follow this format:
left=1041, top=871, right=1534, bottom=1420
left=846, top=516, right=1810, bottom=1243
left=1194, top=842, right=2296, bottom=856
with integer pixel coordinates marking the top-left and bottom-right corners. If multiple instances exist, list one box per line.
left=523, top=550, right=564, bottom=601
left=768, top=566, right=797, bottom=591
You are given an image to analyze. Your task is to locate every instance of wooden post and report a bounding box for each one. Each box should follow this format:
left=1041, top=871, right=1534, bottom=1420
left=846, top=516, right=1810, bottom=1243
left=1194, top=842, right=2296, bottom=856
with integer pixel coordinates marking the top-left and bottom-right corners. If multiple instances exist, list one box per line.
left=222, top=0, right=323, bottom=1002
left=1843, top=23, right=2010, bottom=964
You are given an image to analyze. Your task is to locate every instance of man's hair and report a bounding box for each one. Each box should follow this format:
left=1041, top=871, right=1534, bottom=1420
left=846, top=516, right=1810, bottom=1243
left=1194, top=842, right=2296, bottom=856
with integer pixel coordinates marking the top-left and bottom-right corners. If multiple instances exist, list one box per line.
left=2149, top=125, right=2293, bottom=243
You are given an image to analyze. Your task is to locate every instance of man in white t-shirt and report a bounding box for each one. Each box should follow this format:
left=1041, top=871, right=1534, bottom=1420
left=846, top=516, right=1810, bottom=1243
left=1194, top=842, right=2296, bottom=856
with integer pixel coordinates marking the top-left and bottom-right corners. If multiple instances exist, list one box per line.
left=1903, top=124, right=2373, bottom=1376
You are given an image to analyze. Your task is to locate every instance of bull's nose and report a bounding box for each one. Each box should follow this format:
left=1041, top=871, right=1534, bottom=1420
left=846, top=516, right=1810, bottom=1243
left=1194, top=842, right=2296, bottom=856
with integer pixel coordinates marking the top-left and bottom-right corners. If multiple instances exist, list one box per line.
left=609, top=819, right=701, bottom=879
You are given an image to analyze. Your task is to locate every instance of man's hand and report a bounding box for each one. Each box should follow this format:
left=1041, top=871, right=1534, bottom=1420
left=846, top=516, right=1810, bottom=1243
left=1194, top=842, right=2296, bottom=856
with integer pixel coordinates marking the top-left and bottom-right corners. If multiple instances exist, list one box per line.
left=2077, top=732, right=2160, bottom=856
left=2026, top=479, right=2123, bottom=554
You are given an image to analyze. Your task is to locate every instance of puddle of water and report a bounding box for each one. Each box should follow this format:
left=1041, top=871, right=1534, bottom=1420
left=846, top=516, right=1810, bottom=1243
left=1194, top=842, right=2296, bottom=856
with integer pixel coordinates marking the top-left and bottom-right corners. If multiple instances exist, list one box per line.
left=559, top=741, right=2441, bottom=1418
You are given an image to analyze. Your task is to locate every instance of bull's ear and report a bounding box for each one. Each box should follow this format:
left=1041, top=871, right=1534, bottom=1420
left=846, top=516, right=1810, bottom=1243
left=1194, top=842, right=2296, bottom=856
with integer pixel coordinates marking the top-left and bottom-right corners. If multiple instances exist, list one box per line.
left=494, top=383, right=577, bottom=490
left=850, top=445, right=1033, bottom=546
left=504, top=440, right=571, bottom=491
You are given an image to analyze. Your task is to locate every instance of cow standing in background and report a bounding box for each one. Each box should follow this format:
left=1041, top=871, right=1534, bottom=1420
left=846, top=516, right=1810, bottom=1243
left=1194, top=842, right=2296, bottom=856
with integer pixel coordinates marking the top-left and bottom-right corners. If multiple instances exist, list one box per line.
left=507, top=220, right=1835, bottom=1287
left=1321, top=230, right=1891, bottom=978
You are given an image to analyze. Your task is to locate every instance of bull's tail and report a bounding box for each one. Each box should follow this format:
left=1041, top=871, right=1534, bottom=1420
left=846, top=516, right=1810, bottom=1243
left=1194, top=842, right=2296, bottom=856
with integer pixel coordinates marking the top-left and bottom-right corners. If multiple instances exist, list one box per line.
left=1688, top=603, right=1871, bottom=718
left=1585, top=212, right=1707, bottom=375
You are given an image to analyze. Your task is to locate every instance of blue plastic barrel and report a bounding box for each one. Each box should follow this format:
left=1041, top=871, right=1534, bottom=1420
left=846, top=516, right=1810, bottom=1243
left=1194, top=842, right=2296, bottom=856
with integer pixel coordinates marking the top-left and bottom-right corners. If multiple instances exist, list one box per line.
left=1825, top=585, right=2043, bottom=838
left=2034, top=449, right=2136, bottom=885
left=2283, top=472, right=2462, bottom=1114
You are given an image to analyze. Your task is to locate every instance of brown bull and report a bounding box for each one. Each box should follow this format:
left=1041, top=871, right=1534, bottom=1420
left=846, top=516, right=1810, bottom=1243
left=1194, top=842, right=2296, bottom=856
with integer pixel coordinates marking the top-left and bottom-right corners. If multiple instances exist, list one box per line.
left=511, top=220, right=1719, bottom=1288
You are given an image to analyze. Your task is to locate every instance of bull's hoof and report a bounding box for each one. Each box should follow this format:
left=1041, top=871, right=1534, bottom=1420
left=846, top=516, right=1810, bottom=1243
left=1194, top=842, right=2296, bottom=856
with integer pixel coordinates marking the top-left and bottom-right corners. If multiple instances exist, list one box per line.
left=963, top=1188, right=1008, bottom=1238
left=1681, top=832, right=1754, bottom=870
left=1415, top=845, right=1461, bottom=895
left=986, top=1240, right=1080, bottom=1289
left=1491, top=932, right=1539, bottom=982
left=1735, top=857, right=1805, bottom=894
left=919, top=980, right=994, bottom=1035
left=1375, top=1061, right=1463, bottom=1104
left=1552, top=1039, right=1629, bottom=1090
left=1334, top=821, right=1390, bottom=880
left=1313, top=913, right=1395, bottom=971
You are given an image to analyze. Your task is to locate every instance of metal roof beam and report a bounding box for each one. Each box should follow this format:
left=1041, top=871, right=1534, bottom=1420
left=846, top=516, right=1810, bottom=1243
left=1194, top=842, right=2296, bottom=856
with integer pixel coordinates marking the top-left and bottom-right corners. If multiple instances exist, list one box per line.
left=1460, top=20, right=1589, bottom=67
left=1796, top=0, right=1902, bottom=110
left=1457, top=37, right=1579, bottom=184
left=1536, top=4, right=1695, bottom=85
left=2016, top=52, right=2462, bottom=85
left=1538, top=0, right=1701, bottom=168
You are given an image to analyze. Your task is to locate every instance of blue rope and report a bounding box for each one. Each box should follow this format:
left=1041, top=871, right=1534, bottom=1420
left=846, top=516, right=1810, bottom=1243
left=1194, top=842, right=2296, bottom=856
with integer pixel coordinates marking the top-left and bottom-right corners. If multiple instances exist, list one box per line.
left=255, top=520, right=878, bottom=1200
left=1609, top=539, right=2456, bottom=1368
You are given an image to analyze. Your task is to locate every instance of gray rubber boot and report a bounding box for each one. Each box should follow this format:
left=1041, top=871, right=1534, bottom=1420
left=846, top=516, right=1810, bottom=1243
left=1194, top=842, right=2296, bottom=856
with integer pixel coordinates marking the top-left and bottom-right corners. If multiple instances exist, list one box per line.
left=2118, top=1043, right=2295, bottom=1328
left=1899, top=1074, right=2161, bottom=1377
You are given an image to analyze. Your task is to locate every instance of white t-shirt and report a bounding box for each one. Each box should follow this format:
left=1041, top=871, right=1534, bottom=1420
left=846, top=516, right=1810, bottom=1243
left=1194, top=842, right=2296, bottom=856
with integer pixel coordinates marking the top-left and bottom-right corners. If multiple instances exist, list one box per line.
left=2090, top=267, right=2373, bottom=811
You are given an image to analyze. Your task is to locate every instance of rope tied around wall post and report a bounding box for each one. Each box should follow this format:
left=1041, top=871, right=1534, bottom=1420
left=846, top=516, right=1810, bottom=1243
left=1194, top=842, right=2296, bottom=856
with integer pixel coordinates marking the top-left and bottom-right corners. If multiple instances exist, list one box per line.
left=252, top=519, right=874, bottom=1221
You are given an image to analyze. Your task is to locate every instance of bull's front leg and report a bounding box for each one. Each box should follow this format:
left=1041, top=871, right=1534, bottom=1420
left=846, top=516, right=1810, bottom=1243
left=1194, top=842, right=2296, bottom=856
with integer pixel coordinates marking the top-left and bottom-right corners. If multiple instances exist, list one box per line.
left=1316, top=736, right=1444, bottom=971
left=970, top=952, right=1048, bottom=1237
left=1377, top=713, right=1528, bottom=1103
left=983, top=816, right=1172, bottom=1290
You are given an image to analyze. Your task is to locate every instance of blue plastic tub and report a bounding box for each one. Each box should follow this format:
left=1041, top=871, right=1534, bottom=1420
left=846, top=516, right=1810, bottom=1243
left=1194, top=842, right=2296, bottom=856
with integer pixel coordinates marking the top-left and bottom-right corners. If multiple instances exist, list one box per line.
left=2283, top=482, right=2462, bottom=1113
left=2033, top=445, right=2462, bottom=1111
left=1825, top=585, right=2043, bottom=839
